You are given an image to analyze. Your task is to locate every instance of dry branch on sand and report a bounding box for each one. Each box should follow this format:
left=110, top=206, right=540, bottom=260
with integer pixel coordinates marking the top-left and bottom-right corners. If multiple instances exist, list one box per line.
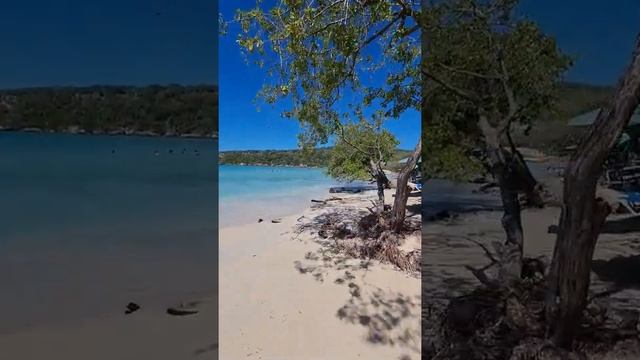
left=294, top=199, right=421, bottom=273
left=424, top=254, right=640, bottom=360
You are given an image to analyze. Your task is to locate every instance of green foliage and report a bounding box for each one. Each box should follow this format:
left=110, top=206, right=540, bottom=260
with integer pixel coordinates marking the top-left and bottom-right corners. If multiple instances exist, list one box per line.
left=231, top=0, right=421, bottom=148
left=327, top=120, right=399, bottom=181
left=219, top=148, right=332, bottom=167
left=219, top=146, right=411, bottom=169
left=422, top=0, right=571, bottom=179
left=0, top=85, right=218, bottom=137
left=422, top=117, right=483, bottom=181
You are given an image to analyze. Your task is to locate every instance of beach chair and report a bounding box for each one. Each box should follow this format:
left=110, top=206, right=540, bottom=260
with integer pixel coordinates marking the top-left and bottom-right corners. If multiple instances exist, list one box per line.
left=596, top=186, right=639, bottom=216
left=617, top=191, right=640, bottom=215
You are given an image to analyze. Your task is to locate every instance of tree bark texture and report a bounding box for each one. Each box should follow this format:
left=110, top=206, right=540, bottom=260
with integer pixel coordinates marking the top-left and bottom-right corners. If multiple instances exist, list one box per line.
left=546, top=34, right=640, bottom=349
left=392, top=139, right=422, bottom=233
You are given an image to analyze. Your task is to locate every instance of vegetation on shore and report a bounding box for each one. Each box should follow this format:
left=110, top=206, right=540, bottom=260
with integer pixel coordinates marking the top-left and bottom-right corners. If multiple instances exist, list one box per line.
left=0, top=85, right=218, bottom=138
left=219, top=148, right=332, bottom=167
left=423, top=0, right=640, bottom=357
left=515, top=82, right=614, bottom=154
left=219, top=147, right=413, bottom=169
left=230, top=0, right=421, bottom=234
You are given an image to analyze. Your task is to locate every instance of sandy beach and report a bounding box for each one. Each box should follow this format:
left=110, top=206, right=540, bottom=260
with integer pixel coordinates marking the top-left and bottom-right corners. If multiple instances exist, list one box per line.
left=0, top=297, right=217, bottom=360
left=219, top=190, right=422, bottom=360
left=0, top=248, right=217, bottom=360
left=423, top=163, right=640, bottom=358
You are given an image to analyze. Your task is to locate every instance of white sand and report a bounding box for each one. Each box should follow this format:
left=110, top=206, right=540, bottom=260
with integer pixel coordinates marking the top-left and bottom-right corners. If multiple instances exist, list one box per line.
left=0, top=298, right=217, bottom=359
left=219, top=191, right=421, bottom=360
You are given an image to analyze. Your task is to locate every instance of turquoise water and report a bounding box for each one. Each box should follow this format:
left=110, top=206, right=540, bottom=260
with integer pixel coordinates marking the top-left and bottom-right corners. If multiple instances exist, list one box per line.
left=219, top=165, right=334, bottom=200
left=0, top=131, right=217, bottom=333
left=218, top=165, right=344, bottom=227
left=0, top=131, right=217, bottom=245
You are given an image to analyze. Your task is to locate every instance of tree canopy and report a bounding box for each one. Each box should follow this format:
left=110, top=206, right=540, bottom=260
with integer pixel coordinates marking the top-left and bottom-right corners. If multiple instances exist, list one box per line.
left=229, top=0, right=421, bottom=149
left=327, top=118, right=399, bottom=181
left=422, top=0, right=571, bottom=180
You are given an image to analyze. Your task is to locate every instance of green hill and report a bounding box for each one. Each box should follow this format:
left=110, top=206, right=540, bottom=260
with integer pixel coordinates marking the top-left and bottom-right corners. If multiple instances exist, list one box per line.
left=219, top=148, right=413, bottom=168
left=516, top=82, right=614, bottom=154
left=0, top=85, right=218, bottom=138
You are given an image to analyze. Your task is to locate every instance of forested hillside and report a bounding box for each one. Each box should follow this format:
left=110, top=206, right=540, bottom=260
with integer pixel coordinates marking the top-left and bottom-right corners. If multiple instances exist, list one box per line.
left=516, top=82, right=614, bottom=153
left=0, top=85, right=218, bottom=137
left=220, top=148, right=413, bottom=168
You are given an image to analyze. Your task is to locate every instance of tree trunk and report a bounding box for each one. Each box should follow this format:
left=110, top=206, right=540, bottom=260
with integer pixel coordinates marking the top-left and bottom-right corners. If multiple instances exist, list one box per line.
left=497, top=159, right=524, bottom=285
left=546, top=34, right=640, bottom=349
left=391, top=139, right=422, bottom=233
left=479, top=115, right=525, bottom=285
left=374, top=169, right=387, bottom=215
left=512, top=146, right=545, bottom=208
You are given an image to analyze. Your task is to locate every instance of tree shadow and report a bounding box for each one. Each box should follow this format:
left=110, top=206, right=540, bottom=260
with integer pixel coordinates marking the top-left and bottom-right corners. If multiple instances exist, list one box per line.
left=602, top=216, right=640, bottom=234
left=549, top=215, right=640, bottom=235
left=592, top=255, right=640, bottom=288
left=423, top=199, right=502, bottom=220
left=291, top=197, right=421, bottom=357
left=193, top=342, right=218, bottom=356
left=405, top=203, right=422, bottom=218
left=336, top=287, right=420, bottom=353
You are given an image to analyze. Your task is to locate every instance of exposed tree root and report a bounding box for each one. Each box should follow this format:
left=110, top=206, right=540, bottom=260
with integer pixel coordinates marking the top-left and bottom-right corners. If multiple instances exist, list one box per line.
left=424, top=276, right=640, bottom=360
left=296, top=206, right=421, bottom=273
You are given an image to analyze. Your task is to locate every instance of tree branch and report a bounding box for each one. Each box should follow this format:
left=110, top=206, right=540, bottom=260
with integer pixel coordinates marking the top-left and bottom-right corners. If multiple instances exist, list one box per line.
left=422, top=67, right=480, bottom=103
left=433, top=62, right=500, bottom=80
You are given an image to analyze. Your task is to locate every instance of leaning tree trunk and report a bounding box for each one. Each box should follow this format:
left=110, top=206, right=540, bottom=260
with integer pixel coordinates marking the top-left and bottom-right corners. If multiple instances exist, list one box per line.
left=478, top=115, right=527, bottom=286
left=391, top=139, right=422, bottom=233
left=545, top=34, right=640, bottom=349
left=374, top=168, right=387, bottom=216
left=369, top=160, right=391, bottom=216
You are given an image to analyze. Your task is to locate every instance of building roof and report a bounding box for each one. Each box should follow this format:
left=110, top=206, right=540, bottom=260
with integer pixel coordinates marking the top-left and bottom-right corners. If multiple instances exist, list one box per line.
left=398, top=156, right=422, bottom=164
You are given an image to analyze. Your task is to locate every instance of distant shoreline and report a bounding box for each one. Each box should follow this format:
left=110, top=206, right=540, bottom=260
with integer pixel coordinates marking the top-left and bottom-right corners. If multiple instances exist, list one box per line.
left=219, top=162, right=321, bottom=169
left=0, top=127, right=218, bottom=140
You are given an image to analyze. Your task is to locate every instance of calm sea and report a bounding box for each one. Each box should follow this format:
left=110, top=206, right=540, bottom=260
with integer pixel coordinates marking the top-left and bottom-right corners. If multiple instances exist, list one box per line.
left=0, top=131, right=217, bottom=333
left=218, top=164, right=341, bottom=227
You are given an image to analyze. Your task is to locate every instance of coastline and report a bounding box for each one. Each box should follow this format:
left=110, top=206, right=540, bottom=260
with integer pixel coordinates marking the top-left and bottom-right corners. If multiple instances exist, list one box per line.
left=423, top=166, right=640, bottom=359
left=219, top=190, right=422, bottom=359
left=0, top=128, right=219, bottom=139
left=219, top=162, right=321, bottom=168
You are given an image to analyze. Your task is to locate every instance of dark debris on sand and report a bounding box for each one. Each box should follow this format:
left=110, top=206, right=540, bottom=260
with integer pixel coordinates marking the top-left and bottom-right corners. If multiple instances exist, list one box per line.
left=294, top=201, right=421, bottom=273
left=424, top=273, right=640, bottom=360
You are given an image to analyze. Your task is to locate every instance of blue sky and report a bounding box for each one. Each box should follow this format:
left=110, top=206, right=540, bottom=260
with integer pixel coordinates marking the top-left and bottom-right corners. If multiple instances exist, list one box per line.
left=219, top=0, right=421, bottom=151
left=521, top=0, right=640, bottom=86
left=220, top=0, right=640, bottom=151
left=0, top=0, right=217, bottom=89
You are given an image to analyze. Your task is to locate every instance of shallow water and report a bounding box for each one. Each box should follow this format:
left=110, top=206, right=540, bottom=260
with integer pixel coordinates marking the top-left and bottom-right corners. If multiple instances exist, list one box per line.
left=219, top=165, right=348, bottom=227
left=0, top=132, right=218, bottom=333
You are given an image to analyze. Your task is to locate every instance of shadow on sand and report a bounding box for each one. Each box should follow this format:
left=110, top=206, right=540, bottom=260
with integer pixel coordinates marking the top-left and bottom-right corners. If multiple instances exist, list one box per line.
left=592, top=255, right=640, bottom=288
left=292, top=198, right=421, bottom=359
left=602, top=215, right=640, bottom=234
